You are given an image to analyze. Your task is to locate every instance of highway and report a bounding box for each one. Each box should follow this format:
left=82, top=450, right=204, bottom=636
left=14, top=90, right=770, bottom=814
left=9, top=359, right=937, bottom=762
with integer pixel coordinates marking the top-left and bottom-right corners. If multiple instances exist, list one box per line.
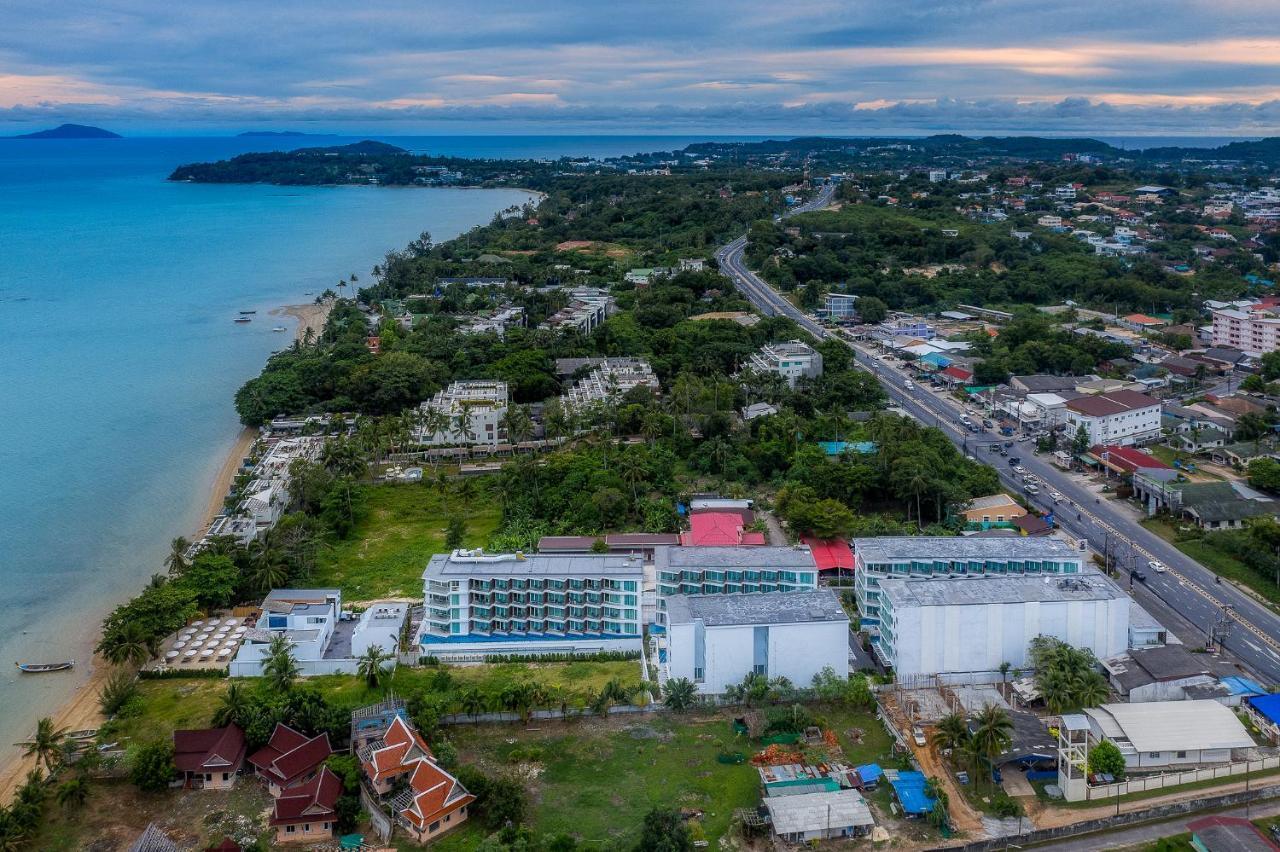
left=717, top=182, right=1280, bottom=685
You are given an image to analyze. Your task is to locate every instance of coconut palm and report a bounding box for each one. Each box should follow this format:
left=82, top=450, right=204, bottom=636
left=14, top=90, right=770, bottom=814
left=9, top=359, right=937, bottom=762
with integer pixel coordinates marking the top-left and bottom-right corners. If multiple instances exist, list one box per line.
left=248, top=540, right=289, bottom=593
left=453, top=402, right=477, bottom=444
left=932, top=713, right=970, bottom=753
left=103, top=621, right=155, bottom=668
left=211, top=682, right=251, bottom=729
left=356, top=645, right=394, bottom=690
left=1072, top=672, right=1110, bottom=709
left=458, top=688, right=487, bottom=722
left=501, top=404, right=535, bottom=446
left=262, top=636, right=300, bottom=692
left=22, top=718, right=66, bottom=775
left=970, top=705, right=1014, bottom=787
left=165, top=537, right=190, bottom=575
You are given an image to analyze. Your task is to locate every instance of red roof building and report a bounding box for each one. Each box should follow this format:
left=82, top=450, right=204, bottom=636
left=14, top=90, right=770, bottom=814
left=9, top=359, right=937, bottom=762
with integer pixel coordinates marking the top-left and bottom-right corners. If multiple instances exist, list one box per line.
left=941, top=365, right=974, bottom=385
left=357, top=714, right=474, bottom=844
left=248, top=723, right=333, bottom=795
left=801, top=537, right=855, bottom=573
left=173, top=725, right=246, bottom=791
left=1088, top=444, right=1172, bottom=476
left=680, top=511, right=766, bottom=546
left=269, top=765, right=343, bottom=845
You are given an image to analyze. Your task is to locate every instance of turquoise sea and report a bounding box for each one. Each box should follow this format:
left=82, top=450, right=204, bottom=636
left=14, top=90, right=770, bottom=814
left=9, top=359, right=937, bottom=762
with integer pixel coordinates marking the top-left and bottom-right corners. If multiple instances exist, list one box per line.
left=0, top=133, right=762, bottom=767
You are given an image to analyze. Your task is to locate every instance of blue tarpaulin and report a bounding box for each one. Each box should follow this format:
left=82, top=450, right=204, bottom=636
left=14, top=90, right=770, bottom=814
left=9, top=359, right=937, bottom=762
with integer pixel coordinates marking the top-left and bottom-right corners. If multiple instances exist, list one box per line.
left=856, top=763, right=883, bottom=785
left=892, top=771, right=937, bottom=815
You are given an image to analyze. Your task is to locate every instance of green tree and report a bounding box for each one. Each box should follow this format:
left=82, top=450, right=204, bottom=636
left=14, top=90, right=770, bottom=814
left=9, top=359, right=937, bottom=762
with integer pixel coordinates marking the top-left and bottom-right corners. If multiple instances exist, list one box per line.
left=98, top=668, right=140, bottom=717
left=211, top=682, right=252, bottom=729
left=1088, top=739, right=1127, bottom=779
left=103, top=620, right=156, bottom=668
left=356, top=644, right=395, bottom=690
left=21, top=718, right=66, bottom=775
left=129, top=741, right=176, bottom=792
left=970, top=705, right=1013, bottom=787
left=54, top=777, right=89, bottom=809
left=263, top=635, right=300, bottom=692
left=932, top=713, right=971, bottom=753
left=1072, top=424, right=1091, bottom=455
left=662, top=678, right=697, bottom=713
left=856, top=296, right=888, bottom=324
left=634, top=807, right=693, bottom=852
left=165, top=536, right=190, bottom=576
left=1249, top=457, right=1280, bottom=493
left=446, top=515, right=467, bottom=550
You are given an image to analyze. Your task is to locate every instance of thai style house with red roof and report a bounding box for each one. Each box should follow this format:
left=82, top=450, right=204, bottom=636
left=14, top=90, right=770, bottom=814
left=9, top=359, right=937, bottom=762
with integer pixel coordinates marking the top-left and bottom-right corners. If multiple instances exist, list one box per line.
left=172, top=725, right=247, bottom=790
left=248, top=723, right=333, bottom=796
left=357, top=714, right=474, bottom=843
left=270, top=765, right=343, bottom=844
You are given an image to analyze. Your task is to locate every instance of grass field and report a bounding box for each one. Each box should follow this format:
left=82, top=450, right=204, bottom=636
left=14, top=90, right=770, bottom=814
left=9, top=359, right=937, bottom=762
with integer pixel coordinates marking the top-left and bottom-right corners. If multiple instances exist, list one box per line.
left=312, top=481, right=503, bottom=600
left=424, top=705, right=899, bottom=850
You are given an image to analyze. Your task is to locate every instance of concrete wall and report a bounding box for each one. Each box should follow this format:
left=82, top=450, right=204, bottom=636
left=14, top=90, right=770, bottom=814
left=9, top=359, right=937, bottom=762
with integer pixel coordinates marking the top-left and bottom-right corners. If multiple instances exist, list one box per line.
left=667, top=620, right=848, bottom=694
left=420, top=636, right=641, bottom=661
left=888, top=596, right=1128, bottom=678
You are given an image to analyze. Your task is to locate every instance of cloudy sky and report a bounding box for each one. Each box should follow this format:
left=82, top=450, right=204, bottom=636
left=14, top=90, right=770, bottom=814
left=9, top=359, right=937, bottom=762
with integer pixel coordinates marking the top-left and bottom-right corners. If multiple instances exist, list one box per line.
left=2, top=0, right=1279, bottom=135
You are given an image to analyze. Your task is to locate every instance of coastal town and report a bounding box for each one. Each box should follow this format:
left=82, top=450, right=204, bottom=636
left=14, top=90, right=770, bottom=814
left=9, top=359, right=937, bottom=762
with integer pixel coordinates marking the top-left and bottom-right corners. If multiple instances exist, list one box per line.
left=8, top=136, right=1280, bottom=852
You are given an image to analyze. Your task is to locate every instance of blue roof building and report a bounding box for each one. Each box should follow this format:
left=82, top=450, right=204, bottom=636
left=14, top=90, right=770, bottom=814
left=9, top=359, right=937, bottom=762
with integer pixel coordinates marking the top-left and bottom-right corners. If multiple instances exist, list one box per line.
left=890, top=771, right=937, bottom=816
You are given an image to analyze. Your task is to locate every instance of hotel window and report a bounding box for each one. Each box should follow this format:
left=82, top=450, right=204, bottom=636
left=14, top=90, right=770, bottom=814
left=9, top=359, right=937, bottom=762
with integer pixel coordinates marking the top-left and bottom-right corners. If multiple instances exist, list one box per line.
left=1176, top=751, right=1187, bottom=758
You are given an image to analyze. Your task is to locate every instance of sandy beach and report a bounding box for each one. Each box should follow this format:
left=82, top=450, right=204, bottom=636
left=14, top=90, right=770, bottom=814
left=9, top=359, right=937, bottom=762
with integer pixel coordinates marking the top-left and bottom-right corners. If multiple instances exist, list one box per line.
left=271, top=299, right=334, bottom=344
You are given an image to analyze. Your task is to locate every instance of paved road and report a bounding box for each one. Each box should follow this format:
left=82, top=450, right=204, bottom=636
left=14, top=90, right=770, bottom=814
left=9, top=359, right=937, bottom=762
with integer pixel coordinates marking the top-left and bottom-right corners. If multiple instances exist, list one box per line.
left=1040, top=798, right=1280, bottom=851
left=716, top=183, right=1280, bottom=685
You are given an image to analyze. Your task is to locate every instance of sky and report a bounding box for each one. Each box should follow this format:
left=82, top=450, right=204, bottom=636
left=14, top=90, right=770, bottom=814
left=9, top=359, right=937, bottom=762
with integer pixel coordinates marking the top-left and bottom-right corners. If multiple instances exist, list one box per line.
left=2, top=0, right=1280, bottom=135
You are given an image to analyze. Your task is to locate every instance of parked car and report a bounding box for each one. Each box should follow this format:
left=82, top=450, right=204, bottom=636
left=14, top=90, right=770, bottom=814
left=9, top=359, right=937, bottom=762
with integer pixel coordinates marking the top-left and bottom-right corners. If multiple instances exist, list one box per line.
left=982, top=419, right=994, bottom=428
left=912, top=727, right=927, bottom=747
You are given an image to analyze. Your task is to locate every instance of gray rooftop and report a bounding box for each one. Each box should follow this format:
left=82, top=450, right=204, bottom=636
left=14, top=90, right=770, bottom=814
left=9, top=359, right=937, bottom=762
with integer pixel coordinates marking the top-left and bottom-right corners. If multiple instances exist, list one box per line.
left=878, top=573, right=1123, bottom=608
left=655, top=545, right=818, bottom=570
left=853, top=536, right=1083, bottom=564
left=424, top=550, right=643, bottom=579
left=665, top=590, right=848, bottom=628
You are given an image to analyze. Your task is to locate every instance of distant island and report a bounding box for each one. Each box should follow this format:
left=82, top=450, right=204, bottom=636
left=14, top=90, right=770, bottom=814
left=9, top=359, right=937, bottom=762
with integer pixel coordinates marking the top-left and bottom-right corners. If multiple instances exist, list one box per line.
left=14, top=123, right=121, bottom=139
left=237, top=131, right=328, bottom=138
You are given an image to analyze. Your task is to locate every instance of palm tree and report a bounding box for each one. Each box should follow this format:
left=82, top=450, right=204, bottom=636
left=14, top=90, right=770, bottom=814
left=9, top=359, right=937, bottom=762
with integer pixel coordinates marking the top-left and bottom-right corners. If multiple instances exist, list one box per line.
left=165, top=536, right=190, bottom=575
left=103, top=621, right=154, bottom=668
left=663, top=678, right=697, bottom=713
left=1071, top=672, right=1110, bottom=709
left=970, top=705, right=1014, bottom=788
left=248, top=540, right=289, bottom=593
left=55, top=777, right=89, bottom=809
left=453, top=401, right=477, bottom=444
left=211, top=682, right=251, bottom=729
left=262, top=635, right=300, bottom=692
left=459, top=688, right=487, bottom=722
left=499, top=681, right=534, bottom=724
left=501, top=404, right=535, bottom=447
left=357, top=645, right=394, bottom=690
left=932, top=713, right=970, bottom=753
left=22, top=718, right=66, bottom=775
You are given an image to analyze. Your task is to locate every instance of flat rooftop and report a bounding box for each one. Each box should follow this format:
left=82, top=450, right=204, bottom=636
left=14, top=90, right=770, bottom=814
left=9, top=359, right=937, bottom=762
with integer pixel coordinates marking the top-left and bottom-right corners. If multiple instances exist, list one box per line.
left=655, top=545, right=817, bottom=570
left=853, top=536, right=1082, bottom=564
left=878, top=573, right=1123, bottom=608
left=665, top=590, right=848, bottom=628
left=424, top=550, right=643, bottom=579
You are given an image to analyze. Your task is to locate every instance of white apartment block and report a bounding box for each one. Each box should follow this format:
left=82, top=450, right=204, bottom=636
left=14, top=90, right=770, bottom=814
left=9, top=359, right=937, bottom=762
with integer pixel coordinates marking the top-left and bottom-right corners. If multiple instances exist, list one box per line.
left=662, top=590, right=849, bottom=694
left=746, top=340, right=824, bottom=388
left=563, top=358, right=658, bottom=410
left=415, top=381, right=509, bottom=446
left=542, top=288, right=615, bottom=334
left=460, top=306, right=525, bottom=339
left=876, top=573, right=1129, bottom=679
left=1212, top=306, right=1280, bottom=356
left=1063, top=390, right=1162, bottom=447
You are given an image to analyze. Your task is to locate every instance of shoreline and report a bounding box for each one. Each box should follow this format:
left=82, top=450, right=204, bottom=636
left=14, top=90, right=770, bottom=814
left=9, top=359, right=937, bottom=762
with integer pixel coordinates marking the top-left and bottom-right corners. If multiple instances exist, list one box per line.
left=0, top=299, right=332, bottom=803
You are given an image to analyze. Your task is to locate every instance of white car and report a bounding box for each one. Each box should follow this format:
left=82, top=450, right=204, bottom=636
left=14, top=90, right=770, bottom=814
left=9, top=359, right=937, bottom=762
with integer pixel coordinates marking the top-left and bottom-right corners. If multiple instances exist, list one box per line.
left=1050, top=491, right=1063, bottom=502
left=1148, top=560, right=1166, bottom=573
left=1013, top=465, right=1027, bottom=474
left=912, top=727, right=927, bottom=747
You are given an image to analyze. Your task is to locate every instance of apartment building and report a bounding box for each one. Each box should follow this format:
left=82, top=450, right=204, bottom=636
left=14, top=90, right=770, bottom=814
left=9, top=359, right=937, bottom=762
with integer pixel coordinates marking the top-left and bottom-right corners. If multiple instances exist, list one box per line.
left=655, top=545, right=819, bottom=601
left=1063, top=390, right=1162, bottom=447
left=852, top=536, right=1084, bottom=632
left=414, top=381, right=509, bottom=446
left=563, top=358, right=658, bottom=410
left=745, top=340, right=824, bottom=388
left=1211, top=305, right=1280, bottom=356
left=420, top=550, right=645, bottom=658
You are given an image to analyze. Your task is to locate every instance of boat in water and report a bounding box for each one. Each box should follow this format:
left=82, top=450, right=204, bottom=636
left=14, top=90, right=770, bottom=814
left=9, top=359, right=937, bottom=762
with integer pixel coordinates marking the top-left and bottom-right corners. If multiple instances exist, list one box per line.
left=234, top=316, right=251, bottom=324
left=15, top=660, right=74, bottom=673
left=272, top=326, right=287, bottom=332
left=239, top=310, right=257, bottom=315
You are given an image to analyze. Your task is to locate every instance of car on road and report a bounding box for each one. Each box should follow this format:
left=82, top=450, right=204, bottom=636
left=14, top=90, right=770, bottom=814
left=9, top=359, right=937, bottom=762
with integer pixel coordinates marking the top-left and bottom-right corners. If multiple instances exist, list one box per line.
left=904, top=380, right=915, bottom=391
left=1131, top=569, right=1148, bottom=583
left=988, top=444, right=1000, bottom=452
left=1050, top=491, right=1063, bottom=502
left=912, top=727, right=927, bottom=747
left=1014, top=465, right=1027, bottom=474
left=1004, top=441, right=1014, bottom=449
left=982, top=419, right=994, bottom=428
left=1149, top=560, right=1166, bottom=573
left=1024, top=484, right=1040, bottom=495
left=1008, top=456, right=1021, bottom=465
left=1017, top=435, right=1031, bottom=442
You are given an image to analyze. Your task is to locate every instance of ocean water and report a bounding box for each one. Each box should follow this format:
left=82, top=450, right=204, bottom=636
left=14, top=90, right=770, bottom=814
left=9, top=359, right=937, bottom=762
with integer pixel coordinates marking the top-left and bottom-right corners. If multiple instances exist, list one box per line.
left=0, top=136, right=542, bottom=760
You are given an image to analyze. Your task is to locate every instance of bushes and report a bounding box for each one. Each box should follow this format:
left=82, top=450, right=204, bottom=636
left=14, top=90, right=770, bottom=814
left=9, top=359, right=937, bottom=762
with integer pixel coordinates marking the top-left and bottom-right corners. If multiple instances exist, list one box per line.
left=128, top=741, right=176, bottom=792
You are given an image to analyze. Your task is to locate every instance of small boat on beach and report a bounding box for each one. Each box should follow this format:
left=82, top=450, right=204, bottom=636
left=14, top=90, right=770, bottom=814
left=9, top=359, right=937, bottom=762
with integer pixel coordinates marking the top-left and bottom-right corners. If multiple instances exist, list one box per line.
left=234, top=316, right=251, bottom=324
left=15, top=660, right=74, bottom=673
left=66, top=729, right=98, bottom=740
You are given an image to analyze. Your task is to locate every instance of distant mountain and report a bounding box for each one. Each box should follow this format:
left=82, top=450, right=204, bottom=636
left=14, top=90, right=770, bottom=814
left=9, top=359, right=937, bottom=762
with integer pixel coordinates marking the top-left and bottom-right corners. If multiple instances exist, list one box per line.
left=301, top=140, right=407, bottom=155
left=237, top=131, right=325, bottom=138
left=14, top=123, right=121, bottom=139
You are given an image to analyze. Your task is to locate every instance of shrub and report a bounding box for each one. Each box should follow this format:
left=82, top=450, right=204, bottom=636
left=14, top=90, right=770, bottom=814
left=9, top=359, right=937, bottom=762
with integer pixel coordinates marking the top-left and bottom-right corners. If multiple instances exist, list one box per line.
left=128, top=741, right=175, bottom=792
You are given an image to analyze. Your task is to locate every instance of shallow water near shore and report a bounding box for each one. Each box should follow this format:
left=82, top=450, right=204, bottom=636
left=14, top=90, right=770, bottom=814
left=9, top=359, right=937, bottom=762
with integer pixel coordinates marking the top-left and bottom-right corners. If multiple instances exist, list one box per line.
left=0, top=136, right=536, bottom=763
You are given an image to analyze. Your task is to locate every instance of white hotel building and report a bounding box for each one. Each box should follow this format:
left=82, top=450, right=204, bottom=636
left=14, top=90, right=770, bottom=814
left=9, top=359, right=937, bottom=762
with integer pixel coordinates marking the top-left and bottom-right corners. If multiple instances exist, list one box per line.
left=414, top=381, right=509, bottom=447
left=1063, top=390, right=1162, bottom=447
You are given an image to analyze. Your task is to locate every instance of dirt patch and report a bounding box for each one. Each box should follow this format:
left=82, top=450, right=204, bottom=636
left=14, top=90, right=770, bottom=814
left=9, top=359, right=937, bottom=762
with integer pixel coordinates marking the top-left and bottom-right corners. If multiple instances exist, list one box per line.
left=556, top=240, right=595, bottom=251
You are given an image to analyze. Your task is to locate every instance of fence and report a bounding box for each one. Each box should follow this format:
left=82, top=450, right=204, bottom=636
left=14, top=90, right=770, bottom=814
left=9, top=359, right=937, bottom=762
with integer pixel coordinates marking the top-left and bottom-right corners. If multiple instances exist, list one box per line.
left=929, top=782, right=1280, bottom=851
left=440, top=703, right=661, bottom=726
left=360, top=786, right=392, bottom=843
left=1086, top=755, right=1280, bottom=800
